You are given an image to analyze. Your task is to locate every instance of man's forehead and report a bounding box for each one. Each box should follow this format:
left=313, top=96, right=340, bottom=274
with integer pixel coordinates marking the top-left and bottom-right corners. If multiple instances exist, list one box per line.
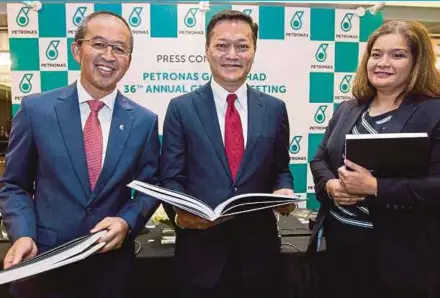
left=86, top=15, right=128, bottom=32
left=214, top=19, right=252, bottom=29
left=211, top=20, right=252, bottom=38
left=85, top=16, right=130, bottom=40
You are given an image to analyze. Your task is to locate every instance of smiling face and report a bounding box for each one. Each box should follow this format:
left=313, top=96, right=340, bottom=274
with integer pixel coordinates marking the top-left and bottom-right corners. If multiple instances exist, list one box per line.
left=205, top=19, right=255, bottom=92
left=71, top=14, right=131, bottom=99
left=367, top=33, right=414, bottom=93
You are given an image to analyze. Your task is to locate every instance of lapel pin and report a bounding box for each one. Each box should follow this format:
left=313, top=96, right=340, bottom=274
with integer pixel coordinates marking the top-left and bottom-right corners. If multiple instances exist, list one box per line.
left=119, top=124, right=124, bottom=131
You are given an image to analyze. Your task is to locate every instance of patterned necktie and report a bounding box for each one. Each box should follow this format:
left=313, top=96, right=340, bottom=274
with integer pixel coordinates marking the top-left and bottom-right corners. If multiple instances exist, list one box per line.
left=225, top=93, right=244, bottom=181
left=84, top=100, right=105, bottom=191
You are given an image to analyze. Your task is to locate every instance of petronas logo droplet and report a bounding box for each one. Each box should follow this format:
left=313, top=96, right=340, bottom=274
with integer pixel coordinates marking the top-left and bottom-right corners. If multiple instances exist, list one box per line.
left=19, top=74, right=33, bottom=94
left=339, top=75, right=353, bottom=93
left=73, top=7, right=87, bottom=27
left=315, top=44, right=329, bottom=63
left=16, top=6, right=31, bottom=27
left=243, top=9, right=252, bottom=16
left=129, top=7, right=143, bottom=27
left=46, top=40, right=60, bottom=61
left=290, top=11, right=304, bottom=30
left=184, top=8, right=198, bottom=28
left=314, top=105, right=327, bottom=124
left=289, top=136, right=302, bottom=154
left=341, top=13, right=353, bottom=32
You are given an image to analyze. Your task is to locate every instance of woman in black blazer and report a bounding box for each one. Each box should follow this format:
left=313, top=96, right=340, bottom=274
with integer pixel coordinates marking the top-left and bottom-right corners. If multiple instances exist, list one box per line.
left=309, top=20, right=440, bottom=298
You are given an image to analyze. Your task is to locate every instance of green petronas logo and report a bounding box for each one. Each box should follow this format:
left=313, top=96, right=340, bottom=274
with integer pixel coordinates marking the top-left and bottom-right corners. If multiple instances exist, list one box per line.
left=19, top=74, right=33, bottom=94
left=290, top=11, right=304, bottom=30
left=129, top=7, right=143, bottom=27
left=314, top=105, right=327, bottom=124
left=184, top=8, right=198, bottom=28
left=289, top=136, right=302, bottom=154
left=16, top=6, right=31, bottom=27
left=73, top=7, right=87, bottom=27
left=341, top=13, right=354, bottom=32
left=243, top=9, right=252, bottom=16
left=315, top=43, right=329, bottom=62
left=46, top=40, right=60, bottom=60
left=339, top=75, right=353, bottom=93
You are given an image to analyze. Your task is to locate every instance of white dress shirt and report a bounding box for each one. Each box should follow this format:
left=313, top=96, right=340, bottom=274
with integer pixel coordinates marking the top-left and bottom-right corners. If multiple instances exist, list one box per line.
left=77, top=80, right=117, bottom=168
left=211, top=79, right=248, bottom=147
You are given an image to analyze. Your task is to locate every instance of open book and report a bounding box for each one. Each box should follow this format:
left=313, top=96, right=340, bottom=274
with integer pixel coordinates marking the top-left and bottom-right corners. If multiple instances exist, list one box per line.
left=345, top=132, right=428, bottom=177
left=0, top=231, right=106, bottom=285
left=128, top=180, right=305, bottom=221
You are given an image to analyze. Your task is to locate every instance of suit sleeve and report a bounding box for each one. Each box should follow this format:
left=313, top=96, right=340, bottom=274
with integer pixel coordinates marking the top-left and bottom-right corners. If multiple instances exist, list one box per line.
left=0, top=98, right=37, bottom=242
left=160, top=99, right=186, bottom=193
left=272, top=102, right=294, bottom=191
left=309, top=103, right=345, bottom=208
left=375, top=122, right=440, bottom=207
left=159, top=99, right=187, bottom=222
left=117, top=114, right=160, bottom=235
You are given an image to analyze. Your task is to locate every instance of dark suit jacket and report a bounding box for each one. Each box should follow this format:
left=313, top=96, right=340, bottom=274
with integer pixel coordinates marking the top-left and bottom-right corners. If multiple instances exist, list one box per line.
left=0, top=83, right=160, bottom=297
left=160, top=83, right=293, bottom=288
left=308, top=95, right=440, bottom=289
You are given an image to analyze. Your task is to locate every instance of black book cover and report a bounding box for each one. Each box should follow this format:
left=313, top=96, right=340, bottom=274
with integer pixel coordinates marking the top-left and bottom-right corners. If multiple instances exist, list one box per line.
left=345, top=133, right=429, bottom=177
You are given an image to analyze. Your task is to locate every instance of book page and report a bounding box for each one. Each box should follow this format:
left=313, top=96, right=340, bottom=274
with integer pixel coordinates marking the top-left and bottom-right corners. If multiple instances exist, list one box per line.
left=0, top=231, right=106, bottom=285
left=128, top=181, right=216, bottom=219
left=2, top=231, right=105, bottom=271
left=214, top=193, right=304, bottom=216
left=221, top=199, right=298, bottom=216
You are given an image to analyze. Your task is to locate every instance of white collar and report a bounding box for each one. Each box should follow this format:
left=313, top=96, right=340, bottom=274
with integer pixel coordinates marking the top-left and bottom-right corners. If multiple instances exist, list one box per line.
left=211, top=79, right=248, bottom=109
left=76, top=79, right=117, bottom=110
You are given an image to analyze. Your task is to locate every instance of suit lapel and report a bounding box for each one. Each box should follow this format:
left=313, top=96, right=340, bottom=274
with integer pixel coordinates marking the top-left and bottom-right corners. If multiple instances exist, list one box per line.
left=93, top=92, right=134, bottom=198
left=54, top=84, right=90, bottom=198
left=334, top=97, right=419, bottom=163
left=339, top=101, right=368, bottom=137
left=235, top=87, right=264, bottom=182
left=194, top=83, right=232, bottom=180
left=334, top=101, right=368, bottom=162
left=381, top=99, right=419, bottom=133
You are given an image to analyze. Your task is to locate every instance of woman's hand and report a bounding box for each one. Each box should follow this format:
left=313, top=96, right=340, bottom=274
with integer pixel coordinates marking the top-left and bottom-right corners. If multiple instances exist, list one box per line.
left=326, top=179, right=365, bottom=206
left=337, top=159, right=378, bottom=197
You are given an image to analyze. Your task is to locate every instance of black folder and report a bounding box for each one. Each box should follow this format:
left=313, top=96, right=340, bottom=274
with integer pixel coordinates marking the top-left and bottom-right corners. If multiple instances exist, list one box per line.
left=345, top=133, right=429, bottom=177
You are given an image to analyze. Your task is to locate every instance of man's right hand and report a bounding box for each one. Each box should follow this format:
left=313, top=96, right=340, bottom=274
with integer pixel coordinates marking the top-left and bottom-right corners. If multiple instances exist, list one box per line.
left=326, top=179, right=365, bottom=206
left=174, top=208, right=231, bottom=230
left=174, top=208, right=215, bottom=230
left=3, top=237, right=38, bottom=269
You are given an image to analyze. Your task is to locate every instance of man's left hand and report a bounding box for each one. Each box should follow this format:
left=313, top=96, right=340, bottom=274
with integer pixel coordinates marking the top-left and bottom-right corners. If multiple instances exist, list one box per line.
left=90, top=217, right=129, bottom=253
left=273, top=188, right=296, bottom=215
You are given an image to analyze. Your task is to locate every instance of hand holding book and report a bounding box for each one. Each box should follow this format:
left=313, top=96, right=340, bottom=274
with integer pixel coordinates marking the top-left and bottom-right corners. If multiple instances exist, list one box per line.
left=128, top=181, right=306, bottom=221
left=273, top=188, right=296, bottom=215
left=0, top=231, right=107, bottom=285
left=3, top=237, right=38, bottom=269
left=174, top=207, right=232, bottom=230
left=90, top=216, right=129, bottom=253
left=338, top=159, right=378, bottom=197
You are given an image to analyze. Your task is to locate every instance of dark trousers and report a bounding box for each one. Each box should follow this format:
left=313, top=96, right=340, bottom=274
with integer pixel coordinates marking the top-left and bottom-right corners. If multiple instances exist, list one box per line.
left=320, top=217, right=378, bottom=298
left=178, top=246, right=280, bottom=298
left=379, top=284, right=429, bottom=298
left=11, top=246, right=134, bottom=298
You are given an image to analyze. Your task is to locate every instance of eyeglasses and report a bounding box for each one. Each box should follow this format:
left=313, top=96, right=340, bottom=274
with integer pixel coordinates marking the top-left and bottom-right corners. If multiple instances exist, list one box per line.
left=77, top=38, right=131, bottom=57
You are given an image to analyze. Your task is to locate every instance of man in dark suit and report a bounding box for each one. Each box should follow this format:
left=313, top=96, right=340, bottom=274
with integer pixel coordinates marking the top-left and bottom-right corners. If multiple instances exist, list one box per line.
left=160, top=10, right=294, bottom=298
left=0, top=11, right=159, bottom=298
